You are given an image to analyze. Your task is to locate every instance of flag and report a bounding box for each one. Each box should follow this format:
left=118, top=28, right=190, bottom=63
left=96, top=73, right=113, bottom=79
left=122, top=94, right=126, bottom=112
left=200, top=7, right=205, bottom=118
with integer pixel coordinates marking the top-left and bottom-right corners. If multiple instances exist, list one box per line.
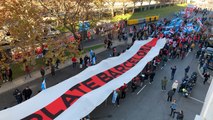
left=41, top=79, right=46, bottom=90
left=196, top=18, right=203, bottom=27
left=170, top=29, right=174, bottom=34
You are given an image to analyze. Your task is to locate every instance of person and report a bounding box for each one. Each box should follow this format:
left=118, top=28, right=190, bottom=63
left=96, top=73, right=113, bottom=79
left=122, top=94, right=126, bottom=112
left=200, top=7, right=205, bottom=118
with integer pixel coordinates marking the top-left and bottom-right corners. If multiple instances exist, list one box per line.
left=170, top=99, right=177, bottom=118
left=203, top=72, right=210, bottom=84
left=120, top=83, right=127, bottom=99
left=149, top=71, right=155, bottom=84
left=13, top=89, right=23, bottom=104
left=55, top=58, right=60, bottom=69
left=112, top=47, right=117, bottom=57
left=104, top=38, right=108, bottom=48
left=172, top=80, right=179, bottom=93
left=107, top=40, right=112, bottom=49
left=22, top=86, right=32, bottom=100
left=167, top=89, right=175, bottom=102
left=84, top=55, right=89, bottom=67
left=1, top=67, right=7, bottom=82
left=175, top=110, right=184, bottom=120
left=79, top=57, right=83, bottom=69
left=50, top=64, right=55, bottom=76
left=171, top=66, right=177, bottom=80
left=202, top=62, right=208, bottom=75
left=161, top=76, right=168, bottom=91
left=40, top=67, right=45, bottom=79
left=184, top=66, right=190, bottom=76
left=112, top=89, right=120, bottom=107
left=24, top=64, right=31, bottom=80
left=7, top=67, right=13, bottom=82
left=71, top=56, right=77, bottom=68
left=131, top=79, right=137, bottom=92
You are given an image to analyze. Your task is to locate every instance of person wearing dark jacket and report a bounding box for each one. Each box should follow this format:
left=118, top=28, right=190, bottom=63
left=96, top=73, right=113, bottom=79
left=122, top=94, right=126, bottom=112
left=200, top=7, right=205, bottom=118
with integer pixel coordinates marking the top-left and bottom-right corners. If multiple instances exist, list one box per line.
left=13, top=89, right=23, bottom=104
left=149, top=72, right=155, bottom=84
left=184, top=66, right=190, bottom=76
left=51, top=64, right=55, bottom=76
left=175, top=110, right=184, bottom=120
left=22, top=86, right=32, bottom=100
left=167, top=89, right=175, bottom=102
left=7, top=67, right=13, bottom=82
left=171, top=66, right=177, bottom=80
left=40, top=67, right=45, bottom=79
left=131, top=80, right=137, bottom=92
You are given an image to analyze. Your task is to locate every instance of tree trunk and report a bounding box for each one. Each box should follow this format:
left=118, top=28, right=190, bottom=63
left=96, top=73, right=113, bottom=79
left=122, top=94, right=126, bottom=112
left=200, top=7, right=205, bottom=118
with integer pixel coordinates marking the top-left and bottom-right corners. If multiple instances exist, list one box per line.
left=140, top=0, right=144, bottom=11
left=132, top=2, right=136, bottom=13
left=148, top=0, right=152, bottom=10
left=122, top=2, right=125, bottom=15
left=155, top=1, right=158, bottom=9
left=111, top=3, right=115, bottom=17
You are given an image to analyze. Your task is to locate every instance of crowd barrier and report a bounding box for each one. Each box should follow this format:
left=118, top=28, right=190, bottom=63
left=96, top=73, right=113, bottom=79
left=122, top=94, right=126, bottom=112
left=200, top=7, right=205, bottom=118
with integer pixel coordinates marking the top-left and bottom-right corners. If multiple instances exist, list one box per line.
left=127, top=15, right=159, bottom=25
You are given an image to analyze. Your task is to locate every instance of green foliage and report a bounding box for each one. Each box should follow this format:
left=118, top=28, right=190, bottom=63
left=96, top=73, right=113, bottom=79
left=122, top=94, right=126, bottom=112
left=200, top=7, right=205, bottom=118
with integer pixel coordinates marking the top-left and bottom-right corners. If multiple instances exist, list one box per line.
left=111, top=4, right=187, bottom=22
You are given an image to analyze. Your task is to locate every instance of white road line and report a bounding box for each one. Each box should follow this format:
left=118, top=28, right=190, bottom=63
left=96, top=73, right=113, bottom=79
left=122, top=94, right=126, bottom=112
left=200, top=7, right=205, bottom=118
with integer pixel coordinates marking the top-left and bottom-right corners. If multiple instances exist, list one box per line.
left=189, top=96, right=204, bottom=104
left=186, top=51, right=190, bottom=57
left=137, top=85, right=146, bottom=95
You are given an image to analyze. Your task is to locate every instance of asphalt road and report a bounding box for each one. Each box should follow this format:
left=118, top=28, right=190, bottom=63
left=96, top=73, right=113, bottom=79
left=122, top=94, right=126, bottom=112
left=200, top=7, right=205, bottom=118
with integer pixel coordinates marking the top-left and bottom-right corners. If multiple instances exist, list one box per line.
left=0, top=43, right=210, bottom=120
left=91, top=48, right=210, bottom=120
left=0, top=43, right=129, bottom=110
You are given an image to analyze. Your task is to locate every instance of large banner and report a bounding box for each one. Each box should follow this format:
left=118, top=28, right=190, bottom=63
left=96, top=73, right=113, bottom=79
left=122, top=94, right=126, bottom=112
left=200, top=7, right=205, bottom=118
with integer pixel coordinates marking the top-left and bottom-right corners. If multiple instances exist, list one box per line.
left=0, top=38, right=166, bottom=120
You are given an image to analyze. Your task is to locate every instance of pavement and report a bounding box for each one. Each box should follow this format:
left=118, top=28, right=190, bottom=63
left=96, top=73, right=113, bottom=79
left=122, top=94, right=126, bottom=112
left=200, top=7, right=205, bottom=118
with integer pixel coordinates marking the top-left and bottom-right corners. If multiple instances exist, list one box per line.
left=0, top=38, right=131, bottom=110
left=0, top=31, right=119, bottom=94
left=0, top=11, right=212, bottom=120
left=0, top=39, right=211, bottom=120
left=91, top=48, right=212, bottom=120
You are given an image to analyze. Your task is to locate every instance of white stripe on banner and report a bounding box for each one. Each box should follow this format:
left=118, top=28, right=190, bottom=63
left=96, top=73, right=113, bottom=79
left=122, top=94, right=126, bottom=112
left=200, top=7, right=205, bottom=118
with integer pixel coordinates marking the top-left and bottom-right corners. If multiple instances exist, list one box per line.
left=0, top=38, right=166, bottom=120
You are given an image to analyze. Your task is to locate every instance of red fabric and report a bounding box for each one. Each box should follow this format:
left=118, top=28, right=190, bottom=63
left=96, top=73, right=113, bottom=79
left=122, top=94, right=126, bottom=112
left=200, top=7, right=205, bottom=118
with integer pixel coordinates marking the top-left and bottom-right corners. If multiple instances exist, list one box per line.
left=72, top=57, right=77, bottom=62
left=25, top=65, right=30, bottom=73
left=120, top=84, right=127, bottom=91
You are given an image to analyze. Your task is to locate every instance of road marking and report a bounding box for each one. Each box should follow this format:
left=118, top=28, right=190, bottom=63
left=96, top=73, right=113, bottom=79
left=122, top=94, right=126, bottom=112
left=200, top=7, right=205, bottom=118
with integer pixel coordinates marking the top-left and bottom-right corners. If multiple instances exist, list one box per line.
left=186, top=51, right=190, bottom=57
left=189, top=96, right=204, bottom=104
left=137, top=85, right=146, bottom=95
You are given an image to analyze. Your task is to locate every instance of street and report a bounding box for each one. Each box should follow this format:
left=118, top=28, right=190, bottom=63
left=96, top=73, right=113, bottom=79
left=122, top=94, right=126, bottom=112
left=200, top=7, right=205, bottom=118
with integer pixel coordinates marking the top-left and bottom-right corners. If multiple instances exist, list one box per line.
left=0, top=43, right=128, bottom=110
left=0, top=42, right=210, bottom=120
left=91, top=48, right=210, bottom=120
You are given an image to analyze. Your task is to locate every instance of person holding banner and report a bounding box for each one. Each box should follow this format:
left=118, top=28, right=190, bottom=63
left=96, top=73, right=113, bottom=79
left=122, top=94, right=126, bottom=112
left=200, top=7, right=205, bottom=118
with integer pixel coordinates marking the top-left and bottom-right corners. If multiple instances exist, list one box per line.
left=112, top=89, right=120, bottom=107
left=120, top=83, right=128, bottom=99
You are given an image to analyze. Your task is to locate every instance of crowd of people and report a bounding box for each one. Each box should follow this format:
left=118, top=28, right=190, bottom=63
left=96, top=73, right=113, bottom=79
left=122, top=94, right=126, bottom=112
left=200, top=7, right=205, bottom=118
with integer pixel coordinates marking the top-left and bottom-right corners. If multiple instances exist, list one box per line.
left=0, top=5, right=211, bottom=120
left=110, top=7, right=212, bottom=120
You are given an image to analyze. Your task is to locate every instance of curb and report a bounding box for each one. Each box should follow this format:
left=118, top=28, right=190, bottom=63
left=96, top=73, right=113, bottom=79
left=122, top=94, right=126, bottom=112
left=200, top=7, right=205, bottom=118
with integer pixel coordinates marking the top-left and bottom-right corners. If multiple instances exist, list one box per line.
left=0, top=40, right=128, bottom=94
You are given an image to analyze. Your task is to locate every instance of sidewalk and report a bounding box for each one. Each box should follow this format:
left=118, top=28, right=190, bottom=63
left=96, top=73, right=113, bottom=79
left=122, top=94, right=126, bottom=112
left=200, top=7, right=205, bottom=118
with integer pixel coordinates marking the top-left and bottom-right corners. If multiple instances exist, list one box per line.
left=0, top=39, right=130, bottom=94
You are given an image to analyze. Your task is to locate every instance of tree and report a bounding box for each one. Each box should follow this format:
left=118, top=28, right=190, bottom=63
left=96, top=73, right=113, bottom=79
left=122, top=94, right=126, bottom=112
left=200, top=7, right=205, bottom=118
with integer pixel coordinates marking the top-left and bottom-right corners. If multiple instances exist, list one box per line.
left=131, top=0, right=139, bottom=13
left=120, top=0, right=129, bottom=15
left=39, top=0, right=100, bottom=54
left=148, top=0, right=152, bottom=10
left=0, top=0, right=45, bottom=65
left=94, top=0, right=105, bottom=19
left=104, top=0, right=116, bottom=17
left=140, top=0, right=144, bottom=11
left=0, top=0, right=83, bottom=71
